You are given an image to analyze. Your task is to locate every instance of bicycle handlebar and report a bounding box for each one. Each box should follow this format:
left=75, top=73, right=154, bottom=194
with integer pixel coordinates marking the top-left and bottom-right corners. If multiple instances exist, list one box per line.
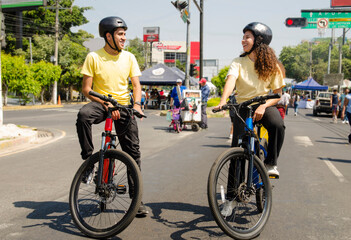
left=212, top=93, right=281, bottom=113
left=89, top=91, right=146, bottom=119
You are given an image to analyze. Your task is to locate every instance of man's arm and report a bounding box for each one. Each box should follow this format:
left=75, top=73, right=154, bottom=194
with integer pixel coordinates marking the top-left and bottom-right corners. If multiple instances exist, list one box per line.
left=130, top=76, right=143, bottom=113
left=82, top=75, right=104, bottom=105
left=82, top=75, right=121, bottom=120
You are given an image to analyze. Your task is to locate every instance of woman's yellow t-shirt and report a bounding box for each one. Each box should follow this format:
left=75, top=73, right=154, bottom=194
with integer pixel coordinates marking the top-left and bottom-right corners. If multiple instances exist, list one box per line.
left=81, top=48, right=141, bottom=105
left=227, top=56, right=285, bottom=104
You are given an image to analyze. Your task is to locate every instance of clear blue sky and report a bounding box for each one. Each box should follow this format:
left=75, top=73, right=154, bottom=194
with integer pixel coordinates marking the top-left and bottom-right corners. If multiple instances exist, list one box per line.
left=73, top=0, right=338, bottom=68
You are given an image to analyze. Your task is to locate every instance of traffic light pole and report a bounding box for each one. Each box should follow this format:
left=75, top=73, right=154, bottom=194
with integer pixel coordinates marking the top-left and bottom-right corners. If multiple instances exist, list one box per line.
left=185, top=0, right=190, bottom=89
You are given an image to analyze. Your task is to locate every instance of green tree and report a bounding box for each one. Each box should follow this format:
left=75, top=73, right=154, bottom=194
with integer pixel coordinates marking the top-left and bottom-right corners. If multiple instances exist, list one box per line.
left=4, top=0, right=92, bottom=54
left=31, top=61, right=62, bottom=103
left=126, top=37, right=145, bottom=70
left=211, top=66, right=229, bottom=96
left=61, top=64, right=83, bottom=101
left=1, top=53, right=40, bottom=105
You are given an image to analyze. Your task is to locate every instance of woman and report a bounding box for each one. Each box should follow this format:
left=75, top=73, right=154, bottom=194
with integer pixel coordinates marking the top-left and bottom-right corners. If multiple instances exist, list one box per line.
left=216, top=22, right=285, bottom=177
left=293, top=92, right=300, bottom=116
left=216, top=22, right=285, bottom=216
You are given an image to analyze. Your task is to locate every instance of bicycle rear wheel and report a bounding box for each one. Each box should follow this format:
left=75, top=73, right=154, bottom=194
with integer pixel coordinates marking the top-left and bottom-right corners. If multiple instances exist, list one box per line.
left=69, top=149, right=142, bottom=239
left=207, top=147, right=272, bottom=240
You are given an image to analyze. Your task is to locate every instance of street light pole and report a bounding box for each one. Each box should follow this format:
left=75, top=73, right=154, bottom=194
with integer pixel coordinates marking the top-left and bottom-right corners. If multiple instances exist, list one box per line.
left=52, top=0, right=59, bottom=105
left=199, top=0, right=203, bottom=80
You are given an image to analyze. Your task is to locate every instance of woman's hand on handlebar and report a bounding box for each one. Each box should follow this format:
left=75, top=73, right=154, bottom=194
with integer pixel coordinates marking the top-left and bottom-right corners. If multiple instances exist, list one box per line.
left=253, top=105, right=266, bottom=122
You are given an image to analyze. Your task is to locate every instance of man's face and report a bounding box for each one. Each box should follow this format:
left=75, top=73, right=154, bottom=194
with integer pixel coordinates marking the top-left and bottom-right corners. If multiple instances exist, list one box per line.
left=107, top=28, right=126, bottom=50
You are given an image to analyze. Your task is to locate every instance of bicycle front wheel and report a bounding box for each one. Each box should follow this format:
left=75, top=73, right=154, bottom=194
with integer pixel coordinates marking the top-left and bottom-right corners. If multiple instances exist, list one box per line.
left=207, top=147, right=272, bottom=240
left=69, top=149, right=142, bottom=239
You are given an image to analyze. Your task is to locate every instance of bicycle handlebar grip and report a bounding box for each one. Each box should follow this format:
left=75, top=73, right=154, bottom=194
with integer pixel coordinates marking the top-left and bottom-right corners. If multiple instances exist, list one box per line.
left=89, top=91, right=106, bottom=101
left=212, top=105, right=228, bottom=113
left=132, top=109, right=147, bottom=118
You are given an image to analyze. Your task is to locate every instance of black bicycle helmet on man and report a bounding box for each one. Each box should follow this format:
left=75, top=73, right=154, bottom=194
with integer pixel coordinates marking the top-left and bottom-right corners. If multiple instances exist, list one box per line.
left=99, top=16, right=128, bottom=52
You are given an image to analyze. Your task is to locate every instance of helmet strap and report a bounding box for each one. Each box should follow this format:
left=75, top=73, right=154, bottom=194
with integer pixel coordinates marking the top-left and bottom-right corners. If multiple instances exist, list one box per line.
left=104, top=32, right=122, bottom=53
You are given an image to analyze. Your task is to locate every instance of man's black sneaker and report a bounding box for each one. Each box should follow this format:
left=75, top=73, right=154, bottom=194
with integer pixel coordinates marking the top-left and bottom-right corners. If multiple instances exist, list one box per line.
left=136, top=202, right=149, bottom=217
left=82, top=166, right=94, bottom=184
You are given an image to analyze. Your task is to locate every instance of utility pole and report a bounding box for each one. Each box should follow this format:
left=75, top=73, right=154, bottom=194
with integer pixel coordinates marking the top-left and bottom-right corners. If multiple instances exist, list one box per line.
left=52, top=0, right=59, bottom=105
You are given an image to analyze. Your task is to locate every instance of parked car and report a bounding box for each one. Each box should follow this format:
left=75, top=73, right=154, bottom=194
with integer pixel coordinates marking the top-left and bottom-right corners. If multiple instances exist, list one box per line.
left=313, top=91, right=332, bottom=116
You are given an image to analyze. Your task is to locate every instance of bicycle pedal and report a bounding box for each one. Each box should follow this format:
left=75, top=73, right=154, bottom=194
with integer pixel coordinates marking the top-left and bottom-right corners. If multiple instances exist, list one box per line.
left=269, top=175, right=279, bottom=179
left=116, top=185, right=127, bottom=194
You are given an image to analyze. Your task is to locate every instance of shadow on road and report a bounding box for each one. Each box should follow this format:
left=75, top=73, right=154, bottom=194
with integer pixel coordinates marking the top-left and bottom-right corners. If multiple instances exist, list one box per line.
left=13, top=200, right=122, bottom=239
left=318, top=157, right=351, bottom=164
left=146, top=202, right=225, bottom=239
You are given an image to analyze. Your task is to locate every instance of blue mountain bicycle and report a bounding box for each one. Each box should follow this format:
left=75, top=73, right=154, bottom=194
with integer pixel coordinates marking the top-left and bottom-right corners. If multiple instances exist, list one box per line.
left=207, top=94, right=280, bottom=240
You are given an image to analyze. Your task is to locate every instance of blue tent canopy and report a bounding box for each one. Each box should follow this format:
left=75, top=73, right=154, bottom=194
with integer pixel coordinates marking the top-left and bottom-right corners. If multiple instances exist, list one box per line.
left=292, top=78, right=328, bottom=91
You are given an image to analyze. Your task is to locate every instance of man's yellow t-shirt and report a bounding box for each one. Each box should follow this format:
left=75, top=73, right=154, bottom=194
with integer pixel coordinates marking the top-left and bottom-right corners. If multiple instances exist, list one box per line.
left=227, top=56, right=285, bottom=103
left=81, top=48, right=142, bottom=105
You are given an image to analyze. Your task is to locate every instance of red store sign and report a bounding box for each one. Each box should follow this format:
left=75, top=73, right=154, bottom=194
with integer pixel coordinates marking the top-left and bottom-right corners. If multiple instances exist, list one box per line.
left=154, top=43, right=182, bottom=51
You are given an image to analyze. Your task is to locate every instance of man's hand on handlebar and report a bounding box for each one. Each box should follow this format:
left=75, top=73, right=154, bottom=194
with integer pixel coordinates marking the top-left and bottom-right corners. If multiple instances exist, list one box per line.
left=104, top=102, right=121, bottom=120
left=133, top=104, right=145, bottom=120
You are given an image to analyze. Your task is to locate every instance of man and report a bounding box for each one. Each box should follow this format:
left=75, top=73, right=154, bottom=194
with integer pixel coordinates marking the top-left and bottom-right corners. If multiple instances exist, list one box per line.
left=199, top=78, right=210, bottom=129
left=170, top=79, right=187, bottom=108
left=276, top=88, right=290, bottom=119
left=76, top=16, right=148, bottom=216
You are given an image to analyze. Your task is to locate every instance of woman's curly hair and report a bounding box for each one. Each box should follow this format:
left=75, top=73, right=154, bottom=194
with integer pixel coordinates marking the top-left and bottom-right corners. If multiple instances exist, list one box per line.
left=254, top=39, right=280, bottom=82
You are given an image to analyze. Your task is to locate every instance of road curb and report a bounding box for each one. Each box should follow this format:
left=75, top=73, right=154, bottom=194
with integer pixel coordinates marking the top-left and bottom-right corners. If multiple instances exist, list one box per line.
left=0, top=128, right=62, bottom=157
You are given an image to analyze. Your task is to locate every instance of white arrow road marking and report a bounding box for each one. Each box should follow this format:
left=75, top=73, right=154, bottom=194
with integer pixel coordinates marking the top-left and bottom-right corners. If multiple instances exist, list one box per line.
left=294, top=136, right=314, bottom=147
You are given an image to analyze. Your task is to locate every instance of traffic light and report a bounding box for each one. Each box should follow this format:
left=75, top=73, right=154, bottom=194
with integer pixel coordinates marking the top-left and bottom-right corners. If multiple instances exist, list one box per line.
left=189, top=63, right=197, bottom=77
left=171, top=0, right=188, bottom=11
left=285, top=17, right=308, bottom=28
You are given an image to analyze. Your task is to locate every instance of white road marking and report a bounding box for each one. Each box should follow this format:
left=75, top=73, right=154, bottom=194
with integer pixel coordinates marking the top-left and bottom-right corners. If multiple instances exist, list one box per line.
left=322, top=158, right=348, bottom=183
left=312, top=118, right=321, bottom=121
left=294, top=136, right=314, bottom=147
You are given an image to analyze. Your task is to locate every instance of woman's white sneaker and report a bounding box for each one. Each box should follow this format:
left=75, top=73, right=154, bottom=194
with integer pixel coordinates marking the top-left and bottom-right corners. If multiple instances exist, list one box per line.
left=221, top=200, right=236, bottom=217
left=265, top=164, right=279, bottom=177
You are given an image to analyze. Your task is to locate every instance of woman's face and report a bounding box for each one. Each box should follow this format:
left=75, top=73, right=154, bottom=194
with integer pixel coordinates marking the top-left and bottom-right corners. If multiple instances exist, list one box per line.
left=242, top=31, right=255, bottom=53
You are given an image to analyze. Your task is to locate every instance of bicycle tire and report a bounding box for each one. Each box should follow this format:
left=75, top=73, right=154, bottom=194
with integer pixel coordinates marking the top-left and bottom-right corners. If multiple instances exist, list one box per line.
left=69, top=149, right=143, bottom=239
left=256, top=138, right=268, bottom=212
left=207, top=147, right=272, bottom=240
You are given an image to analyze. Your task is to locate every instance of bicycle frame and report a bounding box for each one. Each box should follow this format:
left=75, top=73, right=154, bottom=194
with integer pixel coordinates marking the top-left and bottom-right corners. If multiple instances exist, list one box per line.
left=97, top=107, right=118, bottom=188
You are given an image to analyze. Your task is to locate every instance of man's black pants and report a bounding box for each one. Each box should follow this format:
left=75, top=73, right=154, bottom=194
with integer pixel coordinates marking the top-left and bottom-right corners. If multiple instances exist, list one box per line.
left=76, top=102, right=141, bottom=168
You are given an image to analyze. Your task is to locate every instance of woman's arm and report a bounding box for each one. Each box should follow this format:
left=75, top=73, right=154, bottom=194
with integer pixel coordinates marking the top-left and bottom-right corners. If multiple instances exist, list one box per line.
left=253, top=87, right=282, bottom=122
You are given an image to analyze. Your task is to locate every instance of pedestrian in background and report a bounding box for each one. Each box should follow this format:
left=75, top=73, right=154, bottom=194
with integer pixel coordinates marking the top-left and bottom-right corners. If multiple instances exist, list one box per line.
left=340, top=88, right=349, bottom=124
left=341, top=88, right=351, bottom=143
left=199, top=78, right=210, bottom=129
left=293, top=92, right=300, bottom=116
left=330, top=88, right=340, bottom=123
left=276, top=88, right=290, bottom=119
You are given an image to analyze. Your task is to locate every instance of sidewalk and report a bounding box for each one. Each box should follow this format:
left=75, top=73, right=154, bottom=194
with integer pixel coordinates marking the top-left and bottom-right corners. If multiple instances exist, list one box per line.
left=0, top=103, right=77, bottom=156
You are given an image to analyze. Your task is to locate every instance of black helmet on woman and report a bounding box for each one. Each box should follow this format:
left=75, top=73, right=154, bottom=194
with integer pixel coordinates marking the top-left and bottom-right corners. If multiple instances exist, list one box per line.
left=243, top=22, right=272, bottom=45
left=240, top=22, right=272, bottom=57
left=99, top=16, right=128, bottom=52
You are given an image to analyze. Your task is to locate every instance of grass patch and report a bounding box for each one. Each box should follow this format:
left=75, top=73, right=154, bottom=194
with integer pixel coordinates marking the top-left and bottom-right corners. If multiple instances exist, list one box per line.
left=207, top=97, right=220, bottom=107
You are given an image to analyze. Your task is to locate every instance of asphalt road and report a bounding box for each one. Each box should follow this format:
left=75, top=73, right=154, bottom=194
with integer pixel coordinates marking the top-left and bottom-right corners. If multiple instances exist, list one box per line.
left=1, top=105, right=351, bottom=240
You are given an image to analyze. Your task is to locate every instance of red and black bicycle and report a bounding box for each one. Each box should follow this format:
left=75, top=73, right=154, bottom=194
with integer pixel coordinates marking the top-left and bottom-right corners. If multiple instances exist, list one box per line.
left=69, top=91, right=145, bottom=239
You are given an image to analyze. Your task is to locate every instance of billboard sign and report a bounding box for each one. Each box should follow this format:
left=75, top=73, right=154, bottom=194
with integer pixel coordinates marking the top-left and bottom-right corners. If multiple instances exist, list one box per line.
left=143, top=27, right=160, bottom=42
left=1, top=0, right=46, bottom=10
left=331, top=0, right=351, bottom=7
